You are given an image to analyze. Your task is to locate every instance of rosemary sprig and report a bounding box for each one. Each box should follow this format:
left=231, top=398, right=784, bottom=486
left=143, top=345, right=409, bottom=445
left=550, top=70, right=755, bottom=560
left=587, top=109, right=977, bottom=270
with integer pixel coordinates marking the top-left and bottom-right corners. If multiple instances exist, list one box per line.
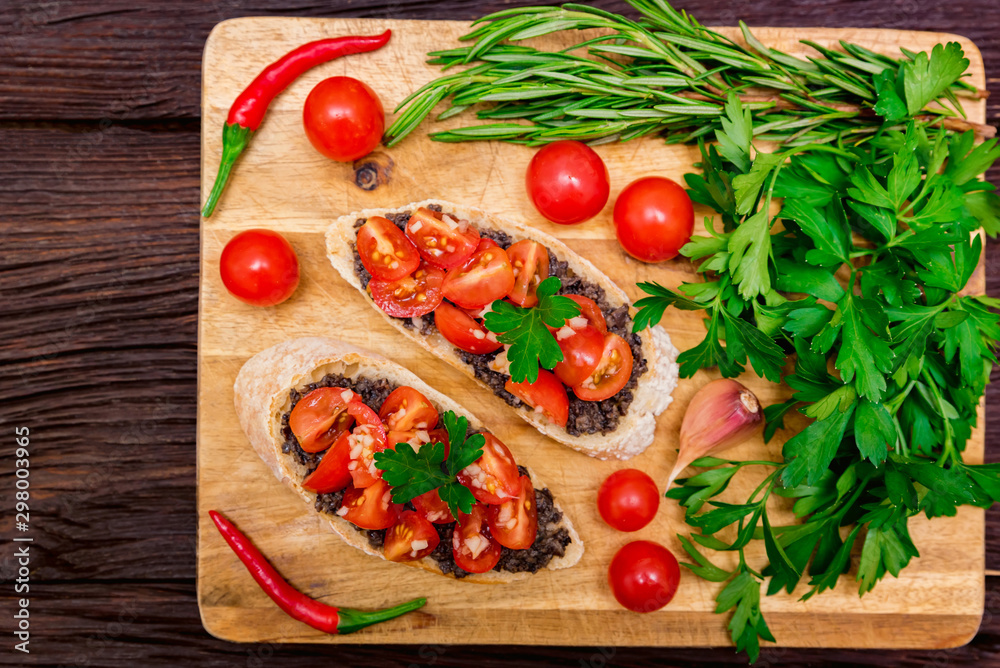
left=384, top=0, right=991, bottom=148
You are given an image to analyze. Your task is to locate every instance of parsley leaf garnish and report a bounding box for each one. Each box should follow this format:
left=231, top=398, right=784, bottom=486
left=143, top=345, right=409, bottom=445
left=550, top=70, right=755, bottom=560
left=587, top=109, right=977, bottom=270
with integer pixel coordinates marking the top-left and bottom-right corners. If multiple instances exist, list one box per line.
left=483, top=276, right=580, bottom=383
left=374, top=410, right=484, bottom=519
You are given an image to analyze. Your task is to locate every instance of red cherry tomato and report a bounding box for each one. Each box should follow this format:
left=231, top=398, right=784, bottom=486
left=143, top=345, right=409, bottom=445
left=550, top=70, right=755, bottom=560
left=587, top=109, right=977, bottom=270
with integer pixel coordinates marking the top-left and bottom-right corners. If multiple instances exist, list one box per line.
left=405, top=208, right=480, bottom=269
left=488, top=474, right=538, bottom=550
left=564, top=294, right=607, bottom=334
left=608, top=541, right=680, bottom=613
left=288, top=387, right=359, bottom=453
left=412, top=488, right=456, bottom=524
left=597, top=469, right=660, bottom=532
left=369, top=263, right=444, bottom=317
left=456, top=433, right=523, bottom=506
left=345, top=402, right=388, bottom=488
left=356, top=216, right=421, bottom=281
left=219, top=229, right=300, bottom=307
left=452, top=504, right=503, bottom=573
left=525, top=140, right=610, bottom=225
left=434, top=303, right=502, bottom=354
left=552, top=324, right=605, bottom=387
left=301, top=430, right=353, bottom=494
left=506, top=240, right=550, bottom=308
left=572, top=333, right=634, bottom=402
left=387, top=427, right=449, bottom=456
left=383, top=511, right=441, bottom=562
left=379, top=386, right=439, bottom=432
left=475, top=237, right=499, bottom=252
left=505, top=370, right=570, bottom=427
left=613, top=176, right=694, bottom=262
left=442, top=246, right=515, bottom=309
left=338, top=479, right=400, bottom=530
left=303, top=76, right=384, bottom=162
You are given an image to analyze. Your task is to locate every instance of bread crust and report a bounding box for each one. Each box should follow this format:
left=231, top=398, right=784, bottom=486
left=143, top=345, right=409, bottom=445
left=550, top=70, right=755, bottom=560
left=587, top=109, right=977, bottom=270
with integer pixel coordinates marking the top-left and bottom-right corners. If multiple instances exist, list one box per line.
left=325, top=199, right=680, bottom=460
left=233, top=336, right=584, bottom=583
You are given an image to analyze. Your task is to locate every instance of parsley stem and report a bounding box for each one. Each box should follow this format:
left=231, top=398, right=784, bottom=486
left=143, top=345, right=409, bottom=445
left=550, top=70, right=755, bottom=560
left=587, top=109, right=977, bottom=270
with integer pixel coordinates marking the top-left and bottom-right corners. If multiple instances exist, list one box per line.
left=922, top=368, right=958, bottom=466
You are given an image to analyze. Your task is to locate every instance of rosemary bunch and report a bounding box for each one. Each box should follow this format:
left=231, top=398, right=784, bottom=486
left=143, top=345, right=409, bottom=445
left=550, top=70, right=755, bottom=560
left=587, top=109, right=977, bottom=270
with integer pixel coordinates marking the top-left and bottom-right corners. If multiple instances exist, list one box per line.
left=385, top=0, right=990, bottom=148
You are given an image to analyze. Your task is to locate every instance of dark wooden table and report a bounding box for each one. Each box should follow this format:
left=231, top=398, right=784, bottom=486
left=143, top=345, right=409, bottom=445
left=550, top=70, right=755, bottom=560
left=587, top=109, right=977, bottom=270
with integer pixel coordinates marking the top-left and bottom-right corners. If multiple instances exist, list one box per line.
left=2, top=1, right=999, bottom=665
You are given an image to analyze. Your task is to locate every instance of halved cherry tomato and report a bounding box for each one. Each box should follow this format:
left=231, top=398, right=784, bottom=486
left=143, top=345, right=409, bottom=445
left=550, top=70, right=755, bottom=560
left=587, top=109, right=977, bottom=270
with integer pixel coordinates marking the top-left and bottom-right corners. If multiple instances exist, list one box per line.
left=456, top=433, right=522, bottom=505
left=383, top=510, right=441, bottom=562
left=488, top=474, right=538, bottom=550
left=452, top=504, right=503, bottom=573
left=356, top=216, right=421, bottom=281
left=573, top=333, right=634, bottom=402
left=565, top=294, right=607, bottom=334
left=369, top=263, right=444, bottom=317
left=405, top=208, right=480, bottom=269
left=434, top=303, right=502, bottom=354
left=475, top=238, right=499, bottom=252
left=552, top=324, right=604, bottom=387
left=442, top=246, right=515, bottom=309
left=387, top=427, right=449, bottom=456
left=379, top=387, right=439, bottom=432
left=302, top=431, right=353, bottom=494
left=506, top=240, right=550, bottom=308
left=412, top=488, right=455, bottom=524
left=345, top=402, right=388, bottom=488
left=338, top=479, right=400, bottom=530
left=288, top=387, right=359, bottom=453
left=505, top=370, right=570, bottom=427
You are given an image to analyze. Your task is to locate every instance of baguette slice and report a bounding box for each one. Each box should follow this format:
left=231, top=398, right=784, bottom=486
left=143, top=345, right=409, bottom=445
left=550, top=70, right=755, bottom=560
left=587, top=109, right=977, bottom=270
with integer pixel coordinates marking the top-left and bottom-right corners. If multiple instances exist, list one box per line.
left=234, top=336, right=584, bottom=583
left=326, top=199, right=680, bottom=460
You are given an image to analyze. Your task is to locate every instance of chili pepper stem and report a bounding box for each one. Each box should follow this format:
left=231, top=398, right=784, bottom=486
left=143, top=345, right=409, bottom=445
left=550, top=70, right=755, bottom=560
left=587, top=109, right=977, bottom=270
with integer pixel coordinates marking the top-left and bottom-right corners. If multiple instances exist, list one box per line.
left=337, top=597, right=428, bottom=634
left=202, top=123, right=254, bottom=217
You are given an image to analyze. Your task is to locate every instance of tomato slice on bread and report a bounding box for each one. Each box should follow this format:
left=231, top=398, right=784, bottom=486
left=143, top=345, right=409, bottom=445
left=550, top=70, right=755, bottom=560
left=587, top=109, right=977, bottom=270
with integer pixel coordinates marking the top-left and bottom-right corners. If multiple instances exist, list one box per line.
left=384, top=510, right=441, bottom=562
left=369, top=263, right=444, bottom=317
left=338, top=479, right=400, bottom=530
left=412, top=488, right=455, bottom=524
left=435, top=303, right=502, bottom=354
left=456, top=433, right=522, bottom=505
left=345, top=402, right=388, bottom=488
left=379, top=386, right=439, bottom=432
left=356, top=216, right=421, bottom=281
left=488, top=474, right=538, bottom=550
left=301, top=430, right=353, bottom=494
left=572, top=333, right=634, bottom=402
left=564, top=294, right=607, bottom=334
left=405, top=207, right=480, bottom=269
left=288, top=387, right=359, bottom=453
left=442, top=246, right=515, bottom=309
left=552, top=323, right=604, bottom=387
left=506, top=239, right=550, bottom=308
left=505, top=370, right=570, bottom=427
left=452, top=504, right=503, bottom=573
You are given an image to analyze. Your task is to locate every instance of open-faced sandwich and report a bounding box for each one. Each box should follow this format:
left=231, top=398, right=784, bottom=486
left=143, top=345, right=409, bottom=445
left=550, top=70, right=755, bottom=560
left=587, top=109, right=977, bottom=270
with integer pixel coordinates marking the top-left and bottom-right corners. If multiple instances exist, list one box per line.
left=234, top=336, right=583, bottom=583
left=325, top=200, right=679, bottom=460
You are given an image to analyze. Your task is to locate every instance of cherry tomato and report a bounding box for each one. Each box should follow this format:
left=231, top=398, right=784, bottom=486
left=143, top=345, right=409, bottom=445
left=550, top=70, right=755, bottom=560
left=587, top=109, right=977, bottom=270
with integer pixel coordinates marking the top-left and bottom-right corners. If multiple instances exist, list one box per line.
left=506, top=240, right=550, bottom=308
left=572, top=333, right=634, bottom=402
left=405, top=208, right=480, bottom=269
left=379, top=387, right=439, bottom=432
left=434, top=303, right=502, bottom=354
left=387, top=427, right=449, bottom=456
left=552, top=324, right=604, bottom=387
left=525, top=140, right=610, bottom=225
left=597, top=469, right=660, bottom=532
left=608, top=540, right=680, bottom=613
left=412, top=488, right=455, bottom=524
left=219, top=229, right=300, bottom=307
left=301, top=431, right=353, bottom=494
left=356, top=216, right=421, bottom=281
left=456, top=433, right=522, bottom=505
left=345, top=402, right=388, bottom=488
left=288, top=387, right=359, bottom=453
left=488, top=474, right=538, bottom=550
left=565, top=294, right=607, bottom=334
left=613, top=176, right=694, bottom=262
left=338, top=479, right=400, bottom=530
left=476, top=237, right=499, bottom=252
left=383, top=511, right=441, bottom=562
left=452, top=504, right=503, bottom=573
left=442, top=246, right=515, bottom=309
left=505, top=370, right=570, bottom=427
left=303, top=76, right=384, bottom=163
left=369, top=263, right=444, bottom=317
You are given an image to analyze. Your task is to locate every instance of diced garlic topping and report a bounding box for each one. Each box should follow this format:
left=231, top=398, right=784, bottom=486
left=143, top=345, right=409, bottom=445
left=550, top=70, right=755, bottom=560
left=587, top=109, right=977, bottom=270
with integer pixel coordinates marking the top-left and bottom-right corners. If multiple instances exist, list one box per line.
left=556, top=326, right=576, bottom=340
left=465, top=535, right=487, bottom=559
left=410, top=220, right=423, bottom=232
left=442, top=214, right=459, bottom=230
left=336, top=506, right=349, bottom=516
left=568, top=316, right=588, bottom=329
left=411, top=539, right=429, bottom=552
left=485, top=331, right=498, bottom=343
left=340, top=390, right=355, bottom=403
left=488, top=348, right=511, bottom=375
left=472, top=329, right=486, bottom=340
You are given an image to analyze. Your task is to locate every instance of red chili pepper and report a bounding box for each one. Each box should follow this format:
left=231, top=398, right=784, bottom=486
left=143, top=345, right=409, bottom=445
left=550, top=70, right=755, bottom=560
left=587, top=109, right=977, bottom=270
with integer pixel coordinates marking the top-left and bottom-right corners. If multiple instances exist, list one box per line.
left=201, top=30, right=392, bottom=218
left=208, top=510, right=425, bottom=634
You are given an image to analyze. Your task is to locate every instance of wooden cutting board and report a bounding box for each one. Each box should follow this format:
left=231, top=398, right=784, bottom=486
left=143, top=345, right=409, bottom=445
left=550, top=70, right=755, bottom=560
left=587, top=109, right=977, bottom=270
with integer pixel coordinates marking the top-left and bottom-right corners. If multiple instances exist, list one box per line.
left=197, top=16, right=987, bottom=648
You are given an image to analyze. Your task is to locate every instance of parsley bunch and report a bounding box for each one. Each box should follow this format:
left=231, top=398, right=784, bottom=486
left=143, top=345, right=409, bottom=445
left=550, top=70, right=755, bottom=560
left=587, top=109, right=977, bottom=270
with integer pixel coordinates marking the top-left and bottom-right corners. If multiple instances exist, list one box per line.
left=634, top=52, right=1000, bottom=660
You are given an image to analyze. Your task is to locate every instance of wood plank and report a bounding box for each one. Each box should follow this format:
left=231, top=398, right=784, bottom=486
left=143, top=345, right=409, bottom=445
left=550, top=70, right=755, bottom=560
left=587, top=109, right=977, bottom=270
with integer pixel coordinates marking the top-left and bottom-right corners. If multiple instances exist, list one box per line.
left=196, top=16, right=990, bottom=648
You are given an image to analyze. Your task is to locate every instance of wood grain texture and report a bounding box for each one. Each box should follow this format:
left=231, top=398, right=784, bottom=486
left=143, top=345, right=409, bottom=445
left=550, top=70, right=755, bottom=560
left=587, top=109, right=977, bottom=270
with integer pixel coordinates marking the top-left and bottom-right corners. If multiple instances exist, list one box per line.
left=196, top=17, right=987, bottom=648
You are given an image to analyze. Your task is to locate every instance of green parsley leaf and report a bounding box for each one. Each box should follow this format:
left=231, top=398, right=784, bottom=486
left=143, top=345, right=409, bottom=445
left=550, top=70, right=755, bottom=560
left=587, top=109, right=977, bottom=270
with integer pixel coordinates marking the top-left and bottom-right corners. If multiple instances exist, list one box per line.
left=728, top=208, right=773, bottom=299
left=715, top=93, right=752, bottom=173
left=873, top=67, right=907, bottom=121
left=853, top=400, right=895, bottom=466
left=715, top=569, right=774, bottom=663
left=733, top=153, right=783, bottom=215
left=781, top=402, right=856, bottom=487
left=902, top=42, right=969, bottom=116
left=483, top=276, right=579, bottom=383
